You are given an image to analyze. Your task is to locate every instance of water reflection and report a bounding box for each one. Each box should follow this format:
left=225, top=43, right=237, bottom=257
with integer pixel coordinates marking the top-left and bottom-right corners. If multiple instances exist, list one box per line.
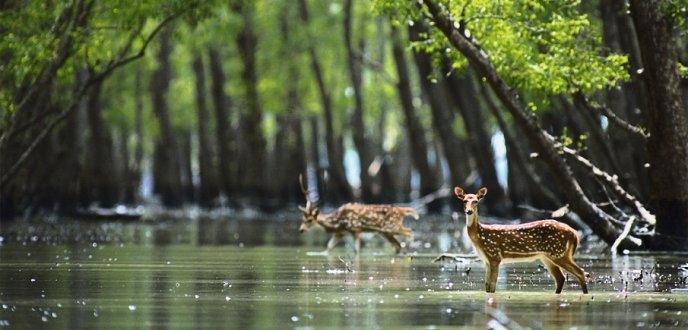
left=1, top=216, right=688, bottom=328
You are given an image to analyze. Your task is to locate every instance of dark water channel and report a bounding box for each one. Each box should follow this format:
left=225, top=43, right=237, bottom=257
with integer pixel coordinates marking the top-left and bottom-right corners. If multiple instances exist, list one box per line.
left=1, top=214, right=687, bottom=329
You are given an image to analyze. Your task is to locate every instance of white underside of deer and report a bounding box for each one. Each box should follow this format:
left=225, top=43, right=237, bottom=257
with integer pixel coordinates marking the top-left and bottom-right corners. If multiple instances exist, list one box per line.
left=457, top=187, right=588, bottom=294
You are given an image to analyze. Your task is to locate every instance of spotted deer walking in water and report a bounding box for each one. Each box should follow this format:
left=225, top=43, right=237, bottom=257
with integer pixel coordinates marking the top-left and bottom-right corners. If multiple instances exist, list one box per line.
left=455, top=187, right=588, bottom=293
left=298, top=177, right=419, bottom=254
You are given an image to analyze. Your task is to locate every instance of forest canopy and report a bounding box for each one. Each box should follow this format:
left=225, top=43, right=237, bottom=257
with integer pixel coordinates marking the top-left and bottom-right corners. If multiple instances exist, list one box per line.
left=1, top=0, right=687, bottom=251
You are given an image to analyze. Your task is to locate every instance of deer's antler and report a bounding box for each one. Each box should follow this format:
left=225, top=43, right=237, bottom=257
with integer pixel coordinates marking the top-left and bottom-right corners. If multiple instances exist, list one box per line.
left=299, top=174, right=319, bottom=210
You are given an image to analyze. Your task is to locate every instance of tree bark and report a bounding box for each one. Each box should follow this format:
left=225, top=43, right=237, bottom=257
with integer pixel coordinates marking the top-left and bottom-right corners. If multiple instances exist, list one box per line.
left=630, top=0, right=688, bottom=247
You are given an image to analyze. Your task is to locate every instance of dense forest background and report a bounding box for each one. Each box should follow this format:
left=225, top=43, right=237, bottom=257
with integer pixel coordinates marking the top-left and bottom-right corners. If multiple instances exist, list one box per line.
left=1, top=0, right=687, bottom=250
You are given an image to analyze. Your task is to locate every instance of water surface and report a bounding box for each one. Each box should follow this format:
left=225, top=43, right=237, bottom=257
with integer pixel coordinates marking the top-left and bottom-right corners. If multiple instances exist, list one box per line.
left=1, top=216, right=687, bottom=328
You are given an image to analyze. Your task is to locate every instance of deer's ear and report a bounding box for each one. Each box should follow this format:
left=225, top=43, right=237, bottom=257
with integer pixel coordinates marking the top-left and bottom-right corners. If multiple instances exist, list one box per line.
left=298, top=206, right=307, bottom=212
left=477, top=187, right=488, bottom=200
left=454, top=187, right=465, bottom=200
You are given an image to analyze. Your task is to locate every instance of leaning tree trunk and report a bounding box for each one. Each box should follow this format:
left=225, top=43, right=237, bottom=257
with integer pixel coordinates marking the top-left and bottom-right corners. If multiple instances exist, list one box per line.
left=630, top=0, right=688, bottom=248
left=390, top=25, right=441, bottom=211
left=422, top=0, right=638, bottom=249
left=192, top=54, right=219, bottom=207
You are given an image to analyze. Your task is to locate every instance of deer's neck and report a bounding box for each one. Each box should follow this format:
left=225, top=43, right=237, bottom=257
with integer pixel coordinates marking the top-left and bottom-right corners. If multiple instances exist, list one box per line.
left=465, top=212, right=484, bottom=242
left=316, top=213, right=339, bottom=231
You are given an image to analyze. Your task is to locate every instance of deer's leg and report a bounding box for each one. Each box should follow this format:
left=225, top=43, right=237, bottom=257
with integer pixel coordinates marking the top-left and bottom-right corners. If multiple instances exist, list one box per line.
left=352, top=232, right=361, bottom=255
left=485, top=260, right=500, bottom=293
left=542, top=258, right=565, bottom=294
left=325, top=233, right=343, bottom=254
left=397, top=227, right=413, bottom=249
left=382, top=233, right=402, bottom=254
left=557, top=257, right=588, bottom=294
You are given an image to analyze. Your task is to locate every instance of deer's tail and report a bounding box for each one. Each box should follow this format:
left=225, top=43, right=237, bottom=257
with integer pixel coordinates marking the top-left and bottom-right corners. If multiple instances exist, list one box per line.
left=403, top=208, right=419, bottom=220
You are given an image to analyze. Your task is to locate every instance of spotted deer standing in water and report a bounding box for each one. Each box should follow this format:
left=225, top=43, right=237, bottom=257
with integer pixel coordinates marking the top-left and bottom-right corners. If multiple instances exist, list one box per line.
left=298, top=177, right=419, bottom=254
left=455, top=187, right=588, bottom=293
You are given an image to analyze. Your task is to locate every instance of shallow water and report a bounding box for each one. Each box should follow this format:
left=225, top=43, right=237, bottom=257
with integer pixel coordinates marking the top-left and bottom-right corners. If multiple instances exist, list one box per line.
left=1, top=216, right=687, bottom=328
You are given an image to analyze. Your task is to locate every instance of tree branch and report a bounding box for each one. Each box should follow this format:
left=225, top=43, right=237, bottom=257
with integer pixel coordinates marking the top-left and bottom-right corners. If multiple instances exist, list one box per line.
left=573, top=92, right=649, bottom=138
left=611, top=216, right=640, bottom=254
left=1, top=11, right=187, bottom=187
left=559, top=144, right=656, bottom=226
left=92, top=12, right=184, bottom=83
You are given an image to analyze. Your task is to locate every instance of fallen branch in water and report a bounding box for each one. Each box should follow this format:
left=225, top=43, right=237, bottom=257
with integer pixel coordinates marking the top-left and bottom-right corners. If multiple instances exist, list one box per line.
left=560, top=145, right=655, bottom=227
left=611, top=216, right=639, bottom=255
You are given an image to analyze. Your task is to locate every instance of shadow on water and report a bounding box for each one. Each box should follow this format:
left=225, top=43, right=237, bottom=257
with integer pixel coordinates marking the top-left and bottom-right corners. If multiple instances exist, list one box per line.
left=1, top=214, right=687, bottom=328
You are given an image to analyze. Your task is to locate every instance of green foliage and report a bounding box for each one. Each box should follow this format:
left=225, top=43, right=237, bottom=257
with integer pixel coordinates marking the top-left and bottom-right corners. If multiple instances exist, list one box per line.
left=660, top=0, right=688, bottom=30
left=0, top=2, right=63, bottom=110
left=374, top=0, right=630, bottom=101
left=0, top=0, right=218, bottom=116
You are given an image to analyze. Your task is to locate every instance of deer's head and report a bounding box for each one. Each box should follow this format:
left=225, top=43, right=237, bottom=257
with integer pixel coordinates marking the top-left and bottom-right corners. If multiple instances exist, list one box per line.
left=454, top=186, right=487, bottom=215
left=299, top=175, right=320, bottom=233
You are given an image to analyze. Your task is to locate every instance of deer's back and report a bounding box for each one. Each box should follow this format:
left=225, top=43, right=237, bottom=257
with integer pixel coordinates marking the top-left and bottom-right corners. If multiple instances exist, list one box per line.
left=478, top=220, right=579, bottom=259
left=332, top=203, right=408, bottom=233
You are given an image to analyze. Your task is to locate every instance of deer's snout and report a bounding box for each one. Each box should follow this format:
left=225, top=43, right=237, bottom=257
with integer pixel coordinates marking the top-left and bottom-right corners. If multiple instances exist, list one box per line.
left=466, top=209, right=474, bottom=215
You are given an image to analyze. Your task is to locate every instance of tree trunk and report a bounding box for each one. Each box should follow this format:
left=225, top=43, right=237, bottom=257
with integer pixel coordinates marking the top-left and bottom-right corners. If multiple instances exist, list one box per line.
left=131, top=65, right=144, bottom=204
left=599, top=0, right=649, bottom=199
left=630, top=0, right=688, bottom=247
left=150, top=31, right=183, bottom=207
left=343, top=0, right=374, bottom=202
left=277, top=9, right=308, bottom=206
left=479, top=81, right=561, bottom=214
left=446, top=71, right=509, bottom=216
left=233, top=1, right=267, bottom=203
left=84, top=77, right=118, bottom=207
left=179, top=129, right=195, bottom=203
left=390, top=25, right=440, bottom=211
left=298, top=0, right=353, bottom=203
left=192, top=54, right=219, bottom=207
left=208, top=47, right=237, bottom=201
left=409, top=23, right=471, bottom=197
